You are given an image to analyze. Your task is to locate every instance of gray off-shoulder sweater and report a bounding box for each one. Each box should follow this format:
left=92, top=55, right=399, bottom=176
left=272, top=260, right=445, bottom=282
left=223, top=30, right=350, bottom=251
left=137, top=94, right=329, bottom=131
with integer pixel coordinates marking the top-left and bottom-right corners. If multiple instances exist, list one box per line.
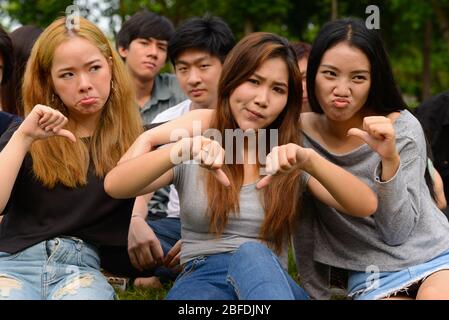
left=293, top=109, right=449, bottom=299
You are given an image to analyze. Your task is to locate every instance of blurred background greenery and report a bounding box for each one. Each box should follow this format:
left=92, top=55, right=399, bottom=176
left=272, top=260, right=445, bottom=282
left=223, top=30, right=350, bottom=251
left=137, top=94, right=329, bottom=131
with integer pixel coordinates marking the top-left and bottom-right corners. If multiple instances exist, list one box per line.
left=1, top=0, right=448, bottom=106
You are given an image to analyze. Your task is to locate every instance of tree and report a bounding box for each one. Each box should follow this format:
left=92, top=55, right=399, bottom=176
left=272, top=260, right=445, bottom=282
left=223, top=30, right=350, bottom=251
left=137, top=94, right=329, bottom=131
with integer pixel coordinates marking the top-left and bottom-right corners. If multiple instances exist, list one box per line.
left=331, top=0, right=338, bottom=20
left=0, top=0, right=447, bottom=100
left=431, top=0, right=449, bottom=54
left=0, top=0, right=73, bottom=28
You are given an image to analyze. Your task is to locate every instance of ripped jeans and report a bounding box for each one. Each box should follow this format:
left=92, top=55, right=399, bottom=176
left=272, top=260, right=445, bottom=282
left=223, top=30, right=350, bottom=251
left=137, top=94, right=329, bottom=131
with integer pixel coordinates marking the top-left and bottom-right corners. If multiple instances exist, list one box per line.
left=347, top=248, right=449, bottom=300
left=0, top=237, right=115, bottom=300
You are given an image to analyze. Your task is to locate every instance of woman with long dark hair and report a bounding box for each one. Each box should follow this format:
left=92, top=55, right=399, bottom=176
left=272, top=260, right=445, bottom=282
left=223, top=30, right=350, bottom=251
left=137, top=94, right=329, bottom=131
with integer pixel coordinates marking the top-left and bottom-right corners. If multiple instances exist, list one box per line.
left=105, top=32, right=377, bottom=300
left=294, top=18, right=449, bottom=300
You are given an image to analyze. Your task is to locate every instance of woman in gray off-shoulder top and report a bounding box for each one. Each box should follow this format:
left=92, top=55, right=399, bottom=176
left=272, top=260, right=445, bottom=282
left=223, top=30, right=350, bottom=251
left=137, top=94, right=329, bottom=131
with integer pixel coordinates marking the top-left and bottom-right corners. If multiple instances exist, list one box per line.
left=294, top=18, right=449, bottom=300
left=105, top=32, right=377, bottom=300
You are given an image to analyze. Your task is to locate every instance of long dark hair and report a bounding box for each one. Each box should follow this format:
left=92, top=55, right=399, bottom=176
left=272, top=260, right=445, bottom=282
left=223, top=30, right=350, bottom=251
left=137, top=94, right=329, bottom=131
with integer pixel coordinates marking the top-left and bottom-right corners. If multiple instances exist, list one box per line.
left=207, top=32, right=303, bottom=254
left=0, top=25, right=13, bottom=110
left=309, top=18, right=437, bottom=204
left=424, top=135, right=438, bottom=203
left=307, top=18, right=407, bottom=115
left=2, top=25, right=43, bottom=116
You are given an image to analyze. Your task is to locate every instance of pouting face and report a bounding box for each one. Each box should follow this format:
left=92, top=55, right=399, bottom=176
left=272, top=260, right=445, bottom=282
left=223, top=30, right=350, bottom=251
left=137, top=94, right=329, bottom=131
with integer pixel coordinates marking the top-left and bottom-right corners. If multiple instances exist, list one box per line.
left=230, top=57, right=289, bottom=131
left=174, top=49, right=223, bottom=109
left=314, top=42, right=371, bottom=122
left=51, top=36, right=112, bottom=120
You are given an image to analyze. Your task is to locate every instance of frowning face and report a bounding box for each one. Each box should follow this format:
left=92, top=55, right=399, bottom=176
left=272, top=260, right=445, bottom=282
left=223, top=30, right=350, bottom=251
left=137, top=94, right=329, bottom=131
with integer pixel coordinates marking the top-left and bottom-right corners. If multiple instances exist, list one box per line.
left=119, top=37, right=167, bottom=82
left=51, top=36, right=112, bottom=121
left=174, top=49, right=222, bottom=109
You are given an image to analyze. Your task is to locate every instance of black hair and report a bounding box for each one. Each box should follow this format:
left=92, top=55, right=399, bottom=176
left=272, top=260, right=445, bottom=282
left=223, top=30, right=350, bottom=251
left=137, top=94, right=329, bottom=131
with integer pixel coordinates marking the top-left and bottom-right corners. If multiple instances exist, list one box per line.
left=168, top=16, right=235, bottom=65
left=290, top=41, right=311, bottom=61
left=2, top=25, right=43, bottom=115
left=309, top=18, right=439, bottom=206
left=307, top=18, right=407, bottom=114
left=424, top=135, right=438, bottom=203
left=116, top=9, right=174, bottom=50
left=0, top=25, right=13, bottom=85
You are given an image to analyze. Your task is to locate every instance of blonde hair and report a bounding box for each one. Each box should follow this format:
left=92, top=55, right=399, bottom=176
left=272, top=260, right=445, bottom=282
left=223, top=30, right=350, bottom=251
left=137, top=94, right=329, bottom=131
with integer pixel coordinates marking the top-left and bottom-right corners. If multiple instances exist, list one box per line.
left=23, top=17, right=142, bottom=188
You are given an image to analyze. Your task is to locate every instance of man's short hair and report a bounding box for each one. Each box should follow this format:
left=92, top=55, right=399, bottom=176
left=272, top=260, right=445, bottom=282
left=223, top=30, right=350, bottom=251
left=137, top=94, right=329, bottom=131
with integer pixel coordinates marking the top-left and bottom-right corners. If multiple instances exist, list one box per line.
left=168, top=16, right=235, bottom=65
left=116, top=9, right=175, bottom=50
left=290, top=41, right=311, bottom=61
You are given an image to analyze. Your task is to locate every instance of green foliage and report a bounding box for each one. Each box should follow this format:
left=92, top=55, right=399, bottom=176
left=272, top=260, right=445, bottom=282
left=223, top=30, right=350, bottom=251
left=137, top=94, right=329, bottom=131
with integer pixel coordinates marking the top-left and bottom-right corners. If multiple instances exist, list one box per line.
left=212, top=0, right=292, bottom=38
left=117, top=282, right=172, bottom=300
left=0, top=0, right=73, bottom=27
left=288, top=244, right=299, bottom=281
left=1, top=0, right=448, bottom=127
left=432, top=49, right=449, bottom=95
left=391, top=47, right=423, bottom=100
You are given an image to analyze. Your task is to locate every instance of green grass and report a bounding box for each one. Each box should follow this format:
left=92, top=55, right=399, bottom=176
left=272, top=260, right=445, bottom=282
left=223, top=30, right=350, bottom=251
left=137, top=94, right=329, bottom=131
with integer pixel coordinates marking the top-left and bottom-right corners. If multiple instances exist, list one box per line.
left=117, top=246, right=300, bottom=300
left=116, top=282, right=172, bottom=300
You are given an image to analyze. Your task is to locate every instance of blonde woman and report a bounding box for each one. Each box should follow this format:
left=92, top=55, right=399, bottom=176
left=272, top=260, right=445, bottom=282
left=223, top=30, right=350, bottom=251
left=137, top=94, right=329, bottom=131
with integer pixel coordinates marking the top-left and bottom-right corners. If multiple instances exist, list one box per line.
left=0, top=17, right=141, bottom=300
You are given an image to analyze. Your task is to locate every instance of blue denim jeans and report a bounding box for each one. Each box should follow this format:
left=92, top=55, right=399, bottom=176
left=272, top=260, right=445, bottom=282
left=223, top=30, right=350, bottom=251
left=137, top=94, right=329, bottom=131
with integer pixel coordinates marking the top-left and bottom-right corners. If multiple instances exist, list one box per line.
left=0, top=237, right=115, bottom=300
left=148, top=217, right=181, bottom=280
left=348, top=248, right=449, bottom=300
left=166, top=242, right=309, bottom=300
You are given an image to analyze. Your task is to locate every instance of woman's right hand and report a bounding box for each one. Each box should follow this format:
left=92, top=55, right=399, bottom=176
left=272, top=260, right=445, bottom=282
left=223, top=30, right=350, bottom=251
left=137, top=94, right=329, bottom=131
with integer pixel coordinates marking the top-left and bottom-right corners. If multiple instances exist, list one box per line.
left=172, top=136, right=230, bottom=187
left=16, top=104, right=76, bottom=144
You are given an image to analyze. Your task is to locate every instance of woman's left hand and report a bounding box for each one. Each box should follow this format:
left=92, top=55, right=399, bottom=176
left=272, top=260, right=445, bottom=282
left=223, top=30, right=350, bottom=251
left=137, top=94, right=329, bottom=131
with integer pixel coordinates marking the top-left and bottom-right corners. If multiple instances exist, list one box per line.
left=257, top=143, right=311, bottom=189
left=347, top=116, right=399, bottom=161
left=172, top=136, right=231, bottom=187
